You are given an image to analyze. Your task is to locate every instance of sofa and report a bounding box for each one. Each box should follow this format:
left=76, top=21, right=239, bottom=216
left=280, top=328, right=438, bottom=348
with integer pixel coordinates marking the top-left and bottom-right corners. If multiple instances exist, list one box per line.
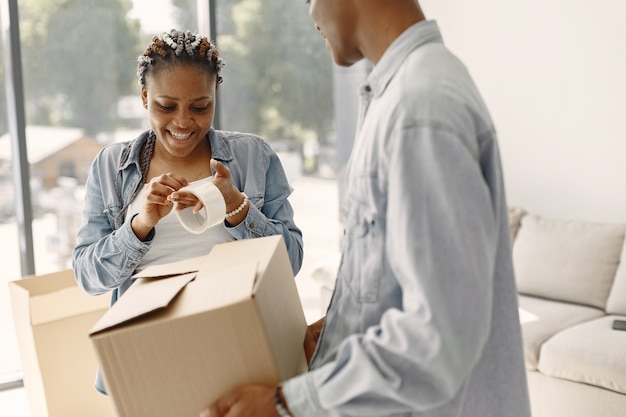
left=312, top=207, right=626, bottom=417
left=509, top=207, right=626, bottom=417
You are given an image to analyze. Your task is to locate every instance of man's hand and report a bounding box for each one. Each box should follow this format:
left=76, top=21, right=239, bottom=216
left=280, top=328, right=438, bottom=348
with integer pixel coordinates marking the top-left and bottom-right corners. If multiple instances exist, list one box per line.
left=199, top=385, right=279, bottom=417
left=305, top=317, right=325, bottom=364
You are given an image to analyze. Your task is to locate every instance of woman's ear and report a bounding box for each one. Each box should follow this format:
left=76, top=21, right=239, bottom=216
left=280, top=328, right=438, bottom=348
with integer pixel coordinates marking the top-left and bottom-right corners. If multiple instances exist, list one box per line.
left=141, top=86, right=148, bottom=109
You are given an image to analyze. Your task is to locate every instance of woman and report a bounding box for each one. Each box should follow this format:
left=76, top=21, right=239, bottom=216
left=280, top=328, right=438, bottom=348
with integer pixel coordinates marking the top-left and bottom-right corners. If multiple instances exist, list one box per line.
left=72, top=29, right=303, bottom=394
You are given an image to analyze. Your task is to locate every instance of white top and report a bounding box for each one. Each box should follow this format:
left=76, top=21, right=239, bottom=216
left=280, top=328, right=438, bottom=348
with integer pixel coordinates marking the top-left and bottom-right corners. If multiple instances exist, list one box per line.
left=128, top=183, right=235, bottom=273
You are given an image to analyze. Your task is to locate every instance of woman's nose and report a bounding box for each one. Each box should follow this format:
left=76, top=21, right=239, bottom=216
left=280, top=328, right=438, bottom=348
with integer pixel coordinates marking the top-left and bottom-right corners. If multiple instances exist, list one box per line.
left=172, top=109, right=193, bottom=128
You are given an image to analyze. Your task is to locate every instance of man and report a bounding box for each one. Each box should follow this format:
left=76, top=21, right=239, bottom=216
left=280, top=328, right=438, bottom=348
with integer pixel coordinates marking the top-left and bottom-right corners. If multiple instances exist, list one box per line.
left=201, top=1, right=531, bottom=416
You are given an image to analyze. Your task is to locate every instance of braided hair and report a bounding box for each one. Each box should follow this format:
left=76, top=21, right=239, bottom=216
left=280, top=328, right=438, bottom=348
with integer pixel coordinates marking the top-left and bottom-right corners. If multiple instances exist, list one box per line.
left=137, top=29, right=225, bottom=87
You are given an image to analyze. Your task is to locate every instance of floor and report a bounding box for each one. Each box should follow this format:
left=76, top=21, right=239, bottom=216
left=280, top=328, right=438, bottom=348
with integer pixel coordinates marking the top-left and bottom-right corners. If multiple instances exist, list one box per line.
left=0, top=175, right=339, bottom=416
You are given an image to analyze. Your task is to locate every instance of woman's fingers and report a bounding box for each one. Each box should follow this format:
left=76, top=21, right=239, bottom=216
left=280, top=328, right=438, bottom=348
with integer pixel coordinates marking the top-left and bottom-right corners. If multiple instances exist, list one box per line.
left=168, top=190, right=202, bottom=211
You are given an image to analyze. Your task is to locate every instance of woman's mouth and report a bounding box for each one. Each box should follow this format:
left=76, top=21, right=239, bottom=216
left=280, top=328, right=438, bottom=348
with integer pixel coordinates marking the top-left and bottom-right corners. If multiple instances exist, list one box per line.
left=170, top=131, right=192, bottom=140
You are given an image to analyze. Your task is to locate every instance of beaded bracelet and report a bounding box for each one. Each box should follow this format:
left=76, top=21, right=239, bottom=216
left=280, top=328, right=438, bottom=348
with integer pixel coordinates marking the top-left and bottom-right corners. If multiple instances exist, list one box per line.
left=225, top=193, right=248, bottom=218
left=274, top=385, right=292, bottom=417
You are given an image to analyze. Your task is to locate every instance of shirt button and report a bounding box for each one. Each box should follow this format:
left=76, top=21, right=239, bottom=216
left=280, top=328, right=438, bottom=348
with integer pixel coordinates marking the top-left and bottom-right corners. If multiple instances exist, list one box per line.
left=249, top=222, right=255, bottom=229
left=130, top=263, right=136, bottom=268
left=139, top=248, right=146, bottom=254
left=364, top=85, right=372, bottom=92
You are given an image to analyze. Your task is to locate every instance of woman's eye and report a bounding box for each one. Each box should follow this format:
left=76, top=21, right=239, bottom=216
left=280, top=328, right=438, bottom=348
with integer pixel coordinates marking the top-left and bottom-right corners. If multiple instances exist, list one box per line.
left=158, top=103, right=175, bottom=111
left=192, top=106, right=209, bottom=112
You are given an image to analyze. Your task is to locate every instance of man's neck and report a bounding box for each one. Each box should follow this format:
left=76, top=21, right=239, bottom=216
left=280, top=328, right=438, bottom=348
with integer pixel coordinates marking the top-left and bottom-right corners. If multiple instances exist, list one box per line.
left=359, top=0, right=426, bottom=65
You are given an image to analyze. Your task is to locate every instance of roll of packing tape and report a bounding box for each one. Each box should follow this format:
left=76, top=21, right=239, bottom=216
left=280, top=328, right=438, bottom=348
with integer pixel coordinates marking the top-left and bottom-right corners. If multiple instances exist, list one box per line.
left=175, top=177, right=226, bottom=234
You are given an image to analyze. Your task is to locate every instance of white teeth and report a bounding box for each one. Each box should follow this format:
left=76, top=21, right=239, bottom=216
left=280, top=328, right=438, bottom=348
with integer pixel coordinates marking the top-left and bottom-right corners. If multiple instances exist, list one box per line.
left=171, top=131, right=191, bottom=140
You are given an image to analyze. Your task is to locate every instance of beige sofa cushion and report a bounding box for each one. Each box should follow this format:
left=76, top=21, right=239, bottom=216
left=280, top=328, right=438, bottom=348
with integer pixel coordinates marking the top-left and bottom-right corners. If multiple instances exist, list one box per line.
left=508, top=206, right=527, bottom=241
left=537, top=315, right=626, bottom=395
left=513, top=214, right=625, bottom=309
left=518, top=295, right=604, bottom=370
left=607, top=240, right=626, bottom=315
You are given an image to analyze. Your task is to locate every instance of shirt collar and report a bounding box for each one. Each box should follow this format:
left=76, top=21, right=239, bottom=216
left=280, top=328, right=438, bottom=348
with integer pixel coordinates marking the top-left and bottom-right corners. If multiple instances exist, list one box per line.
left=120, top=130, right=151, bottom=171
left=207, top=128, right=234, bottom=162
left=362, top=20, right=444, bottom=97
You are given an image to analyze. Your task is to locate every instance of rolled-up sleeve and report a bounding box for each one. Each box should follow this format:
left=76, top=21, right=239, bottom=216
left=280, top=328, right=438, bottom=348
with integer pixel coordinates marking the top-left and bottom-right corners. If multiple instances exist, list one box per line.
left=72, top=154, right=150, bottom=296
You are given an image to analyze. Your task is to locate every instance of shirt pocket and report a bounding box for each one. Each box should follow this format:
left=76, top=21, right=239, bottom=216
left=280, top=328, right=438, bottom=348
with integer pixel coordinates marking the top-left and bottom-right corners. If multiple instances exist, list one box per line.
left=338, top=181, right=384, bottom=304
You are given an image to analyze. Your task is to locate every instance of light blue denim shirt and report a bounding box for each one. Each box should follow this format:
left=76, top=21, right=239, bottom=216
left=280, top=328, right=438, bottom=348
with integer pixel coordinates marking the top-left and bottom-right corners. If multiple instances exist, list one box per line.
left=283, top=21, right=530, bottom=417
left=73, top=128, right=303, bottom=301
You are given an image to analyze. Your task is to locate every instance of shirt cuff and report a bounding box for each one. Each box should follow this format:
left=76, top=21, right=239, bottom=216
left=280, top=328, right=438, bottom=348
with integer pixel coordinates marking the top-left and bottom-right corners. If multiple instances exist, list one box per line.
left=282, top=370, right=326, bottom=417
left=117, top=214, right=152, bottom=268
left=225, top=201, right=267, bottom=239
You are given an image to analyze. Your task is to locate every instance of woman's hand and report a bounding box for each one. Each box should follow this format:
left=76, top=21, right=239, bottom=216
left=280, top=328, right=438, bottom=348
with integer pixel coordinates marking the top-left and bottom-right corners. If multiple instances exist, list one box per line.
left=170, top=159, right=250, bottom=226
left=132, top=173, right=189, bottom=240
left=210, top=159, right=250, bottom=226
left=132, top=159, right=249, bottom=239
left=167, top=159, right=242, bottom=216
left=168, top=189, right=203, bottom=213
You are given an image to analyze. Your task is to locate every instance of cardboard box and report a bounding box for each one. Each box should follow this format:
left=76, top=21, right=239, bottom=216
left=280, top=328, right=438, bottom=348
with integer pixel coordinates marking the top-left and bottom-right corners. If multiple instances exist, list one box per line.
left=9, top=270, right=116, bottom=417
left=89, top=235, right=308, bottom=417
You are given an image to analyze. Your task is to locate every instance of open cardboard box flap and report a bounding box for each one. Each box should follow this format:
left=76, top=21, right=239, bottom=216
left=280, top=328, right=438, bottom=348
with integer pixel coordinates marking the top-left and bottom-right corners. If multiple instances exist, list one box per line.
left=11, top=270, right=110, bottom=326
left=89, top=272, right=197, bottom=334
left=90, top=237, right=268, bottom=335
left=131, top=255, right=206, bottom=279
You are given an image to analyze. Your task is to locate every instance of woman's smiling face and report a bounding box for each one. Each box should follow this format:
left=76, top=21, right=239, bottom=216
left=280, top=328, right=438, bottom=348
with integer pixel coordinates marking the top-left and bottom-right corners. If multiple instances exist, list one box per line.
left=142, top=63, right=217, bottom=159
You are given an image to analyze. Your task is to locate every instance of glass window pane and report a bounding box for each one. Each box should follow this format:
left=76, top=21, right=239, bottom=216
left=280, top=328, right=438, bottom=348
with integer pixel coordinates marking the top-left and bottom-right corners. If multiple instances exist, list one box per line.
left=0, top=0, right=184, bottom=384
left=212, top=0, right=335, bottom=176
left=203, top=0, right=339, bottom=320
left=0, top=5, right=22, bottom=383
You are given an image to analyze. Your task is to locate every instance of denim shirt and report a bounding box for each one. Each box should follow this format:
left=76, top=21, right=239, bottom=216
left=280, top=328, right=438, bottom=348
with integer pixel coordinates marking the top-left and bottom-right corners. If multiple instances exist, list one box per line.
left=283, top=21, right=530, bottom=417
left=73, top=128, right=303, bottom=301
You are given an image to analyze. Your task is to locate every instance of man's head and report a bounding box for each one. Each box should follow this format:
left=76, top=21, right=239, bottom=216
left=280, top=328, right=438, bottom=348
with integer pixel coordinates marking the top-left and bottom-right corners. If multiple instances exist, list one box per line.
left=306, top=0, right=425, bottom=66
left=307, top=0, right=362, bottom=67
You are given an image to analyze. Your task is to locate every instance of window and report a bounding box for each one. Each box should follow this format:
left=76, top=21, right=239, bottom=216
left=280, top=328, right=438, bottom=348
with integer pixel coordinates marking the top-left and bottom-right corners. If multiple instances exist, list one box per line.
left=0, top=4, right=21, bottom=385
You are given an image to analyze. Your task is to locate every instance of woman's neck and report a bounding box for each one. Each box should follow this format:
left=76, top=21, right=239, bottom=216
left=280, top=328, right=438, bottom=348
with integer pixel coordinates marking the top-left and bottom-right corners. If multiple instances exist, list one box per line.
left=148, top=139, right=213, bottom=182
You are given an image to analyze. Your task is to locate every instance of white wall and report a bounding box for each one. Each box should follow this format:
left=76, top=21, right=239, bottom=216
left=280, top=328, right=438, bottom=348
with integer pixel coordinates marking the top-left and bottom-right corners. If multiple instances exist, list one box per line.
left=421, top=0, right=626, bottom=223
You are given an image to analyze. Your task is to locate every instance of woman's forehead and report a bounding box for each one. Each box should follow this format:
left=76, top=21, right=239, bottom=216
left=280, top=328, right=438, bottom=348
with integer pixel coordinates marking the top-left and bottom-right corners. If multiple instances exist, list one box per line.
left=144, top=63, right=217, bottom=87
